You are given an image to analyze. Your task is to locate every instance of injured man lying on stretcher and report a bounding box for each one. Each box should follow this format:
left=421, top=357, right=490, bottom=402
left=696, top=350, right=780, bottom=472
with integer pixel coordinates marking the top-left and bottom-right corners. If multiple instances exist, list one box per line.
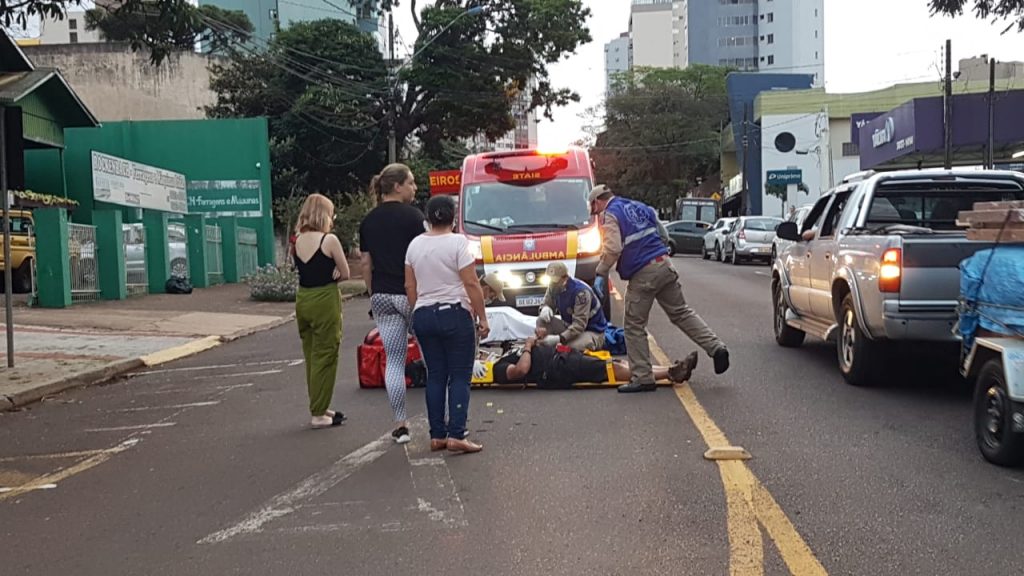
left=479, top=337, right=699, bottom=388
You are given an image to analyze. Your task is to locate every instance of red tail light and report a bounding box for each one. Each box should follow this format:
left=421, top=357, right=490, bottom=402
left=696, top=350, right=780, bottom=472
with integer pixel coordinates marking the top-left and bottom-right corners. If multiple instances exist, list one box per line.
left=738, top=229, right=746, bottom=241
left=879, top=248, right=902, bottom=293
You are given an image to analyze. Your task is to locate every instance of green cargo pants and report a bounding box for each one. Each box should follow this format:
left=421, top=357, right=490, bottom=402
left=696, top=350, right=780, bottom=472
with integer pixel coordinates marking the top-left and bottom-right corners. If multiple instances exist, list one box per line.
left=624, top=259, right=724, bottom=385
left=296, top=283, right=342, bottom=416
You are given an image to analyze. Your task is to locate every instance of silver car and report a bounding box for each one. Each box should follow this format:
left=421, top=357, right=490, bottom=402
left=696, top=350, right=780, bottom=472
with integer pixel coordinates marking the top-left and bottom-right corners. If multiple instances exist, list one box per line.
left=771, top=205, right=812, bottom=262
left=701, top=217, right=737, bottom=261
left=722, top=216, right=784, bottom=265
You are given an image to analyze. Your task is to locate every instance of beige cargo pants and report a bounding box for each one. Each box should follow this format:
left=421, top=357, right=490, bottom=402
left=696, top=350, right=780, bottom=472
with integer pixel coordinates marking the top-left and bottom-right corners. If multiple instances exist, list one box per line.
left=624, top=259, right=724, bottom=384
left=537, top=316, right=605, bottom=351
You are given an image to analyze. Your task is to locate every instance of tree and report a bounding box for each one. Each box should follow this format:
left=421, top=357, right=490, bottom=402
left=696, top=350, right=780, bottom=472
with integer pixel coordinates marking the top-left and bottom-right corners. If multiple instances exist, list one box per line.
left=929, top=0, right=1024, bottom=32
left=86, top=3, right=254, bottom=64
left=591, top=65, right=732, bottom=212
left=391, top=0, right=591, bottom=157
left=206, top=19, right=389, bottom=202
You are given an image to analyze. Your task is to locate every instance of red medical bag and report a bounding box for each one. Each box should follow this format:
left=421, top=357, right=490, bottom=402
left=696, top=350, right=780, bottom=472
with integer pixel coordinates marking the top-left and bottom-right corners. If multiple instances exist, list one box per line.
left=357, top=328, right=423, bottom=388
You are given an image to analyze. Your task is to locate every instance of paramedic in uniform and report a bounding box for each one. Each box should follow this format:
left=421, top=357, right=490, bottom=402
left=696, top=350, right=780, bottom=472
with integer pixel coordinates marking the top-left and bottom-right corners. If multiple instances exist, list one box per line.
left=589, top=184, right=731, bottom=393
left=536, top=261, right=607, bottom=351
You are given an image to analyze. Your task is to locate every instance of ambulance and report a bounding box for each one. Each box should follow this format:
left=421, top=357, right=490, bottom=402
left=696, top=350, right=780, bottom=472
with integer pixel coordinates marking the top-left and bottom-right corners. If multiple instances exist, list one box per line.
left=456, top=148, right=610, bottom=314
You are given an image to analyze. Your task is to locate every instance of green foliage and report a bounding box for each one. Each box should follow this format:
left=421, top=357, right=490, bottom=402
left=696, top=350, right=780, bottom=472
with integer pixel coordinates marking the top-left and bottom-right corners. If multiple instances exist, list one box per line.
left=591, top=65, right=732, bottom=212
left=246, top=264, right=298, bottom=302
left=929, top=0, right=1024, bottom=32
left=207, top=19, right=388, bottom=201
left=85, top=2, right=253, bottom=64
left=333, top=193, right=375, bottom=253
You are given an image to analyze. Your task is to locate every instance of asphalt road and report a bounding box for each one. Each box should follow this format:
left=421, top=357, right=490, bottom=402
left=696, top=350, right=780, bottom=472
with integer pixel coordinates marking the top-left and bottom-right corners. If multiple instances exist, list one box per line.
left=2, top=256, right=1022, bottom=575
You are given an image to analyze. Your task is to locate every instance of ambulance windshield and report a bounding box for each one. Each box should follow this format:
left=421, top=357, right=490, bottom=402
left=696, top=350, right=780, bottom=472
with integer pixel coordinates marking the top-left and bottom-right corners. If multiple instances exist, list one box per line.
left=462, top=178, right=593, bottom=234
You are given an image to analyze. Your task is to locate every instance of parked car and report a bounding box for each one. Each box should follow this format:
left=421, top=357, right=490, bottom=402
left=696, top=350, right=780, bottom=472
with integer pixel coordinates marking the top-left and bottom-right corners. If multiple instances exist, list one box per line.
left=771, top=169, right=1024, bottom=386
left=771, top=205, right=813, bottom=262
left=702, top=217, right=737, bottom=261
left=123, top=223, right=189, bottom=279
left=664, top=220, right=711, bottom=255
left=722, top=216, right=784, bottom=265
left=0, top=209, right=35, bottom=293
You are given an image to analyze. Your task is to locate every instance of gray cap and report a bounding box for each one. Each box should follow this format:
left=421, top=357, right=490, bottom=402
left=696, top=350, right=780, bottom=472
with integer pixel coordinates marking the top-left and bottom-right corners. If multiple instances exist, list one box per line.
left=588, top=184, right=613, bottom=203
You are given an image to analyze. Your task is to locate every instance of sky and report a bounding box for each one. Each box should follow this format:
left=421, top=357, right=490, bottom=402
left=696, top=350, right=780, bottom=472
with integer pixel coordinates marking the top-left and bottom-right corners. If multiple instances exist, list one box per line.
left=393, top=0, right=1024, bottom=148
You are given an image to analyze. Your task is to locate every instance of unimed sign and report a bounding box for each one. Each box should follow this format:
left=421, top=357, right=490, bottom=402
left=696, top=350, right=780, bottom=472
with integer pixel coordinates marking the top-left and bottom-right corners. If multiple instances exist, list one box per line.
left=429, top=170, right=461, bottom=195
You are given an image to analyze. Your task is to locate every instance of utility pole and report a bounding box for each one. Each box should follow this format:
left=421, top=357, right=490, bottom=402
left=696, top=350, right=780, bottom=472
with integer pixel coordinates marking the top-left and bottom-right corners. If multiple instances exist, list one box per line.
left=387, top=12, right=397, bottom=164
left=741, top=104, right=750, bottom=217
left=1, top=107, right=13, bottom=368
left=987, top=56, right=996, bottom=169
left=943, top=39, right=953, bottom=169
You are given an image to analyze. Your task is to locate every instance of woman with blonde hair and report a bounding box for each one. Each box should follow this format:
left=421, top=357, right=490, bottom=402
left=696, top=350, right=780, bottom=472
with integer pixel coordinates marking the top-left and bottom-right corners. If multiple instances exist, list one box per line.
left=294, top=193, right=351, bottom=428
left=359, top=163, right=424, bottom=444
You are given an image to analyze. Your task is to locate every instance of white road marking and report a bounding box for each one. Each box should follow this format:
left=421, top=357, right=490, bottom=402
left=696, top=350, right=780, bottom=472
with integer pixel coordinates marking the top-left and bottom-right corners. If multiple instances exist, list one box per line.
left=0, top=439, right=141, bottom=502
left=0, top=483, right=57, bottom=493
left=199, top=431, right=394, bottom=544
left=754, top=271, right=769, bottom=276
left=194, top=370, right=281, bottom=380
left=115, top=401, right=220, bottom=413
left=134, top=359, right=298, bottom=376
left=216, top=383, right=255, bottom=391
left=85, top=422, right=178, bottom=433
left=287, top=359, right=304, bottom=367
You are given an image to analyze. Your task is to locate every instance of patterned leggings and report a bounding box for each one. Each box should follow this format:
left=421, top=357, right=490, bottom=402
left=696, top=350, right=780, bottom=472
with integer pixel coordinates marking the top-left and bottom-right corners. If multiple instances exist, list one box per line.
left=371, top=293, right=412, bottom=422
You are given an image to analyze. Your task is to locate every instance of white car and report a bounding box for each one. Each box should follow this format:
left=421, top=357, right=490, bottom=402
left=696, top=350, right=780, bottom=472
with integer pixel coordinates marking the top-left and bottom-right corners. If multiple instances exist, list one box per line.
left=771, top=205, right=812, bottom=262
left=701, top=217, right=737, bottom=261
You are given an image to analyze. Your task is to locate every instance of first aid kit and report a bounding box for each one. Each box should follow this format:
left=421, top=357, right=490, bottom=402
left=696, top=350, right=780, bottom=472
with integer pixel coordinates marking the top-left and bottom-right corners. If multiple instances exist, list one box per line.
left=357, top=329, right=423, bottom=388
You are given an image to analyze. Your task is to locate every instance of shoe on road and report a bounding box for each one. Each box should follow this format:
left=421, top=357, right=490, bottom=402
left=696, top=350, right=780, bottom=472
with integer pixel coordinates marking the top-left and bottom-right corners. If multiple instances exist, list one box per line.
left=447, top=438, right=483, bottom=453
left=392, top=426, right=411, bottom=444
left=617, top=381, right=657, bottom=393
left=714, top=348, right=730, bottom=375
left=669, top=351, right=699, bottom=383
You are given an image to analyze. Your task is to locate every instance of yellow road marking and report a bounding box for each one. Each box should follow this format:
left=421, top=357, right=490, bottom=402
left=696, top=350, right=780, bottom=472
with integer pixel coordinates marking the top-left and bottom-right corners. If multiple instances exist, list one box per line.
left=651, top=340, right=827, bottom=576
left=0, top=449, right=111, bottom=463
left=0, top=438, right=140, bottom=502
left=140, top=336, right=221, bottom=367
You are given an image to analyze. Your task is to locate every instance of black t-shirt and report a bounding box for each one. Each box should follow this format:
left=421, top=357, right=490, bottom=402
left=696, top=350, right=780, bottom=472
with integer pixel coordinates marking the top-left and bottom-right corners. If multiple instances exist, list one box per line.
left=492, top=346, right=554, bottom=384
left=359, top=202, right=425, bottom=295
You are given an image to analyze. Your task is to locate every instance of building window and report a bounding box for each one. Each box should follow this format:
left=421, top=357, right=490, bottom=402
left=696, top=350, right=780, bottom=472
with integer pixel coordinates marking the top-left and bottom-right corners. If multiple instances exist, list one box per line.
left=767, top=12, right=774, bottom=23
left=69, top=32, right=78, bottom=43
left=69, top=19, right=77, bottom=30
left=842, top=142, right=860, bottom=157
left=815, top=51, right=819, bottom=60
left=767, top=33, right=774, bottom=44
left=767, top=55, right=774, bottom=65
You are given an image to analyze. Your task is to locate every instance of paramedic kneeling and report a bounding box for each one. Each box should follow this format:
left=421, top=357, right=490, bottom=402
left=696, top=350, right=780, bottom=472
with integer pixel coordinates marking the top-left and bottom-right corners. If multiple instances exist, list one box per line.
left=589, top=184, right=731, bottom=394
left=536, top=262, right=607, bottom=351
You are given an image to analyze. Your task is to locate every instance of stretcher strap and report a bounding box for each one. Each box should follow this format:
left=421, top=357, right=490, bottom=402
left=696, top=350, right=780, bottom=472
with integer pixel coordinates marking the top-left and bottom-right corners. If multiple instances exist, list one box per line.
left=605, top=359, right=616, bottom=384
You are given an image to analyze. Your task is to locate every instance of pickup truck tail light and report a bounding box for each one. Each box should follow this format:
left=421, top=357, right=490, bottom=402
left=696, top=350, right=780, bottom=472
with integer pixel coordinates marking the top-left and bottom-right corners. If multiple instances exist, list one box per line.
left=879, top=248, right=902, bottom=293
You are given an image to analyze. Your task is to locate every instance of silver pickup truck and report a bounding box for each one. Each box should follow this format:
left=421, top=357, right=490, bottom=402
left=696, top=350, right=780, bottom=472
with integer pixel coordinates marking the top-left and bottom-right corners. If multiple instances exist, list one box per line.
left=771, top=169, right=1024, bottom=386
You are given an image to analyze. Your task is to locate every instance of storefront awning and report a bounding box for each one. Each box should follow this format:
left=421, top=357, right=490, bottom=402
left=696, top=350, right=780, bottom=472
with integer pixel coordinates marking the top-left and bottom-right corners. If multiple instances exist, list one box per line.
left=859, top=90, right=1024, bottom=170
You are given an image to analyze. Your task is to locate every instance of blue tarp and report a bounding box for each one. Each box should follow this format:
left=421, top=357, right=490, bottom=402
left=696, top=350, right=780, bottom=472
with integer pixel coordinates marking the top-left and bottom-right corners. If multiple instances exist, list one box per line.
left=959, top=246, right=1024, bottom=349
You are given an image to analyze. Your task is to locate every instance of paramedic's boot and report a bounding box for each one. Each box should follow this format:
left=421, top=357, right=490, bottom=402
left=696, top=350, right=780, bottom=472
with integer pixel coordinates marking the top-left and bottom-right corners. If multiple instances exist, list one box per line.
left=713, top=348, right=730, bottom=375
left=669, top=352, right=699, bottom=384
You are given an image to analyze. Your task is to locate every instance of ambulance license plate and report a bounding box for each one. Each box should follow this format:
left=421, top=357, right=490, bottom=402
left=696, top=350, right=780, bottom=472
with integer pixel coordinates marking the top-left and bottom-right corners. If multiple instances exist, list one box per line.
left=516, top=295, right=545, bottom=308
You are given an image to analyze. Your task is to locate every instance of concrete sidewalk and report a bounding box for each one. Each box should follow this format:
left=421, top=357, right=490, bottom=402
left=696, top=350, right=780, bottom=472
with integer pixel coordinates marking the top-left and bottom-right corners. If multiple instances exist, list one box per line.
left=0, top=284, right=307, bottom=411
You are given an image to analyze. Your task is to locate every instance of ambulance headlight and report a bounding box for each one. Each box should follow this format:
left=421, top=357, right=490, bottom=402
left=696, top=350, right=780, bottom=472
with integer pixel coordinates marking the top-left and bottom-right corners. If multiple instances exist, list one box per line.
left=578, top=226, right=602, bottom=255
left=497, top=270, right=523, bottom=289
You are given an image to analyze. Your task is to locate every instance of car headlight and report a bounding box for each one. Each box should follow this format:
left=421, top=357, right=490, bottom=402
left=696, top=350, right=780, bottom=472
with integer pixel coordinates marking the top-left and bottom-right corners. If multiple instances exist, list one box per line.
left=468, top=238, right=483, bottom=261
left=496, top=269, right=523, bottom=289
left=578, top=226, right=602, bottom=255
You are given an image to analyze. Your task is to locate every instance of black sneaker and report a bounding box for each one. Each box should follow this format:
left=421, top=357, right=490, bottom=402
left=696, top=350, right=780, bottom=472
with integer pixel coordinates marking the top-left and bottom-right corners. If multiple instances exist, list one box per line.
left=713, top=348, right=730, bottom=375
left=617, top=381, right=657, bottom=393
left=392, top=426, right=411, bottom=444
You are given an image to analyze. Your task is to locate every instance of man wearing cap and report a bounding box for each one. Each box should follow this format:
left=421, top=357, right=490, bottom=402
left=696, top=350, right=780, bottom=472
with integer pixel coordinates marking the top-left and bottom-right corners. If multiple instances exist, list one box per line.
left=480, top=271, right=506, bottom=306
left=536, top=261, right=608, bottom=351
left=589, top=184, right=730, bottom=393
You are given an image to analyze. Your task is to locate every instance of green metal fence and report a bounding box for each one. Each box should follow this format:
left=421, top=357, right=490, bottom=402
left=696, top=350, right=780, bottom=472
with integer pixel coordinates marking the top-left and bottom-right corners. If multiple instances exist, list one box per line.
left=204, top=224, right=224, bottom=285
left=238, top=227, right=259, bottom=279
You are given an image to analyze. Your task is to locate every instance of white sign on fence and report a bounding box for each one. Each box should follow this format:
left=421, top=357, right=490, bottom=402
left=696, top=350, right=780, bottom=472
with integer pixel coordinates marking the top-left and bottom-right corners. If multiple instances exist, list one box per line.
left=91, top=151, right=188, bottom=214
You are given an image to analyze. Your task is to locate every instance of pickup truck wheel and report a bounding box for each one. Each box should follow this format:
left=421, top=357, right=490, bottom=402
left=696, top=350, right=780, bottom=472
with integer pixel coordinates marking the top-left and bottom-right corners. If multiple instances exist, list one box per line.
left=837, top=294, right=882, bottom=386
left=974, top=358, right=1024, bottom=467
left=13, top=260, right=32, bottom=293
left=773, top=282, right=805, bottom=347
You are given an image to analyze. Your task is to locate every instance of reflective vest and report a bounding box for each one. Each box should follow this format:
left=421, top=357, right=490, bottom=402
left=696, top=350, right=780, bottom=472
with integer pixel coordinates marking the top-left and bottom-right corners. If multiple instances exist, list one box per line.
left=556, top=277, right=608, bottom=335
left=605, top=196, right=668, bottom=280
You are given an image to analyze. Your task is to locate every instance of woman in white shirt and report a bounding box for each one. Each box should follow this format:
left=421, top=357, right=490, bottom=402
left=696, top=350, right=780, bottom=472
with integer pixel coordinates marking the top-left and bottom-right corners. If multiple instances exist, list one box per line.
left=405, top=195, right=489, bottom=453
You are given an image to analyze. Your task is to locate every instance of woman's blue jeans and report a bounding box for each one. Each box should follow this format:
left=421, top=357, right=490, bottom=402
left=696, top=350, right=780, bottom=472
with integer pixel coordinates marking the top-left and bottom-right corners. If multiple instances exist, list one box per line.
left=412, top=303, right=475, bottom=440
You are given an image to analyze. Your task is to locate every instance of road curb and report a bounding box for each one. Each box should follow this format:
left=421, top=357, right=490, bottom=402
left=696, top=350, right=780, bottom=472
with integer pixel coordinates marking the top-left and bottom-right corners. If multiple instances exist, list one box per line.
left=2, top=310, right=301, bottom=412
left=2, top=357, right=145, bottom=410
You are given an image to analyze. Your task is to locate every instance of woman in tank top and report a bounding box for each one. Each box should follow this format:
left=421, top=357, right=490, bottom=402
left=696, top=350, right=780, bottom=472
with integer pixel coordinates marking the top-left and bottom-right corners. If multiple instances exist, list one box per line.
left=293, top=194, right=351, bottom=428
